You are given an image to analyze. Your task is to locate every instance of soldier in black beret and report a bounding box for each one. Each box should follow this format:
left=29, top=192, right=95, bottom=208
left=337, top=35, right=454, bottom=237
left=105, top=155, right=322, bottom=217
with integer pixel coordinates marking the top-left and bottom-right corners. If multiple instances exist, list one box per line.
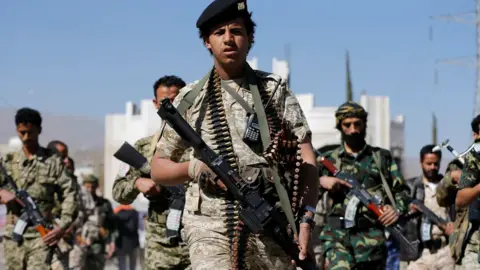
left=151, top=0, right=319, bottom=269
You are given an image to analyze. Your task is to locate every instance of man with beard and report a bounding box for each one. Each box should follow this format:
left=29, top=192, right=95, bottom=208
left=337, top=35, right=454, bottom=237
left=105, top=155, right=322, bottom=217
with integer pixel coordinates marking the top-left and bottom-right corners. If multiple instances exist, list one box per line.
left=150, top=0, right=319, bottom=269
left=401, top=145, right=455, bottom=270
left=318, top=101, right=409, bottom=269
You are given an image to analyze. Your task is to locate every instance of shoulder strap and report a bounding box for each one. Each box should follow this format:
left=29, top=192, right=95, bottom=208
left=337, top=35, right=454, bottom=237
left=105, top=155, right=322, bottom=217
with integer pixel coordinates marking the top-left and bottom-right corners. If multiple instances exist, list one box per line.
left=331, top=148, right=342, bottom=171
left=147, top=129, right=163, bottom=163
left=222, top=83, right=255, bottom=115
left=246, top=64, right=270, bottom=151
left=372, top=150, right=396, bottom=208
left=175, top=71, right=211, bottom=116
left=245, top=64, right=299, bottom=236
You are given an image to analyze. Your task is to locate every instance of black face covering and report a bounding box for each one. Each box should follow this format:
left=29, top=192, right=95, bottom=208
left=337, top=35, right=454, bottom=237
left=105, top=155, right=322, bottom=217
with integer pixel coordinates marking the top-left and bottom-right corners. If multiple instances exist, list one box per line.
left=342, top=130, right=366, bottom=150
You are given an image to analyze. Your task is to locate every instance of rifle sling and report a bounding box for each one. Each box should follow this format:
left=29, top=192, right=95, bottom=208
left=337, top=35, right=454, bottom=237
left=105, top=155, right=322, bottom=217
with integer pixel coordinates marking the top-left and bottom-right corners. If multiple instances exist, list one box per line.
left=372, top=151, right=396, bottom=208
left=246, top=64, right=297, bottom=237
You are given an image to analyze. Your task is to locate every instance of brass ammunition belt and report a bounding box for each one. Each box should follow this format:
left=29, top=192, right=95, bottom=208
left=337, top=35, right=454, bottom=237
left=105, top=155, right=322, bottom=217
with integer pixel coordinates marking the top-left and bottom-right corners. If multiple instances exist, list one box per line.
left=258, top=80, right=303, bottom=216
left=205, top=69, right=248, bottom=269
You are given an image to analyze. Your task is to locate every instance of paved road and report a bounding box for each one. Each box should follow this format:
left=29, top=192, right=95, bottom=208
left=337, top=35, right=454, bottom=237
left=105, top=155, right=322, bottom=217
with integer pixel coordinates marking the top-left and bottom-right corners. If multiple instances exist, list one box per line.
left=0, top=245, right=143, bottom=270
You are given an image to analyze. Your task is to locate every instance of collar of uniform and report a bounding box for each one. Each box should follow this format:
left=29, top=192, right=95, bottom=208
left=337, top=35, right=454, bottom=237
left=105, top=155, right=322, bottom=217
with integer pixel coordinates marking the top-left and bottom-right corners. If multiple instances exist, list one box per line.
left=17, top=146, right=49, bottom=165
left=338, top=142, right=370, bottom=160
left=475, top=138, right=480, bottom=144
left=221, top=77, right=247, bottom=91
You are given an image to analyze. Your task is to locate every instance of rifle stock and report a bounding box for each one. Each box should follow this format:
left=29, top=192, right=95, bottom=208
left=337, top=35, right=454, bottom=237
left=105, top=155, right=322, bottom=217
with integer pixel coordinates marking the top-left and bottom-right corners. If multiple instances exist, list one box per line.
left=157, top=99, right=316, bottom=269
left=318, top=156, right=419, bottom=253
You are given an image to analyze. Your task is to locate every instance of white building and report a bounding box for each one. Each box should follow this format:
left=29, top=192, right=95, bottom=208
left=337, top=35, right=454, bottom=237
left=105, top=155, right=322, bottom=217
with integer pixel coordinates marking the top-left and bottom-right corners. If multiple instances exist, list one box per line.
left=0, top=137, right=22, bottom=156
left=103, top=58, right=405, bottom=205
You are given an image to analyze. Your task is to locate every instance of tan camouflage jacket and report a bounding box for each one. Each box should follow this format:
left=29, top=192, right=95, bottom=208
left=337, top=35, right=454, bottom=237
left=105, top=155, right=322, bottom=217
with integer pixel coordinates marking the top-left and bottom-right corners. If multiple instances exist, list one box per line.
left=0, top=147, right=78, bottom=238
left=156, top=69, right=311, bottom=215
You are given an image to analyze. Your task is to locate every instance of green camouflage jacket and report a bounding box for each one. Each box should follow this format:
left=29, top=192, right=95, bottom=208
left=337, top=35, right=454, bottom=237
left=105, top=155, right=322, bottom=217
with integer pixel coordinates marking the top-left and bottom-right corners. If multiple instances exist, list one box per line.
left=456, top=149, right=480, bottom=256
left=0, top=147, right=78, bottom=238
left=437, top=160, right=462, bottom=209
left=112, top=133, right=173, bottom=244
left=318, top=143, right=409, bottom=263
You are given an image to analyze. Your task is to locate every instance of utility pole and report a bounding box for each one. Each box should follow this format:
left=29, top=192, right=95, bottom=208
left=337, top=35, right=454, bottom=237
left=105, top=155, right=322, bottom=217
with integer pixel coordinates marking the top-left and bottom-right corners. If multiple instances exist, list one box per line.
left=430, top=1, right=478, bottom=116
left=346, top=50, right=353, bottom=102
left=285, top=43, right=291, bottom=89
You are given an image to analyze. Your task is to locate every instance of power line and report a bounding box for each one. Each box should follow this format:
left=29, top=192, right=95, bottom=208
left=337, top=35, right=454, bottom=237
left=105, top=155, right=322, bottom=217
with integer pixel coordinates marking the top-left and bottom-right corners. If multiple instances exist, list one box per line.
left=430, top=1, right=479, bottom=116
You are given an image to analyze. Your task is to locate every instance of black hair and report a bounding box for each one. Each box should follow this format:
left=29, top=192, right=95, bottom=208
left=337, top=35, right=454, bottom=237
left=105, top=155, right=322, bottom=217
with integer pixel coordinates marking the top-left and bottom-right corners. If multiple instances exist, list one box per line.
left=420, top=144, right=442, bottom=162
left=47, top=140, right=68, bottom=154
left=152, top=75, right=186, bottom=97
left=15, top=107, right=42, bottom=127
left=68, top=157, right=75, bottom=172
left=198, top=12, right=256, bottom=54
left=471, top=114, right=480, bottom=134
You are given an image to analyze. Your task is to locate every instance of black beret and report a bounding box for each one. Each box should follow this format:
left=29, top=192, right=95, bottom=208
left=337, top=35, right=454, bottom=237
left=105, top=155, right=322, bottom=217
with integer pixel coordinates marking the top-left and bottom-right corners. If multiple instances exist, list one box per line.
left=196, top=0, right=249, bottom=29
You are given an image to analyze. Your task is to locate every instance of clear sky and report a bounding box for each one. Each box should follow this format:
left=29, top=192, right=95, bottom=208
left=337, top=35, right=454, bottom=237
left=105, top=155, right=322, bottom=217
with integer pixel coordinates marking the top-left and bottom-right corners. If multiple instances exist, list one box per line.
left=0, top=0, right=477, bottom=157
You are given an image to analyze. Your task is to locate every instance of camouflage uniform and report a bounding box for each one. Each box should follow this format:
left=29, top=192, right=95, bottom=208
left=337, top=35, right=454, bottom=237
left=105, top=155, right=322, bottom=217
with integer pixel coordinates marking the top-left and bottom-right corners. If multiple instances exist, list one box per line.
left=436, top=160, right=470, bottom=270
left=0, top=147, right=78, bottom=270
left=456, top=150, right=480, bottom=269
left=68, top=183, right=96, bottom=269
left=318, top=144, right=409, bottom=269
left=51, top=173, right=82, bottom=270
left=112, top=133, right=190, bottom=270
left=70, top=175, right=117, bottom=270
left=156, top=68, right=311, bottom=269
left=318, top=101, right=409, bottom=269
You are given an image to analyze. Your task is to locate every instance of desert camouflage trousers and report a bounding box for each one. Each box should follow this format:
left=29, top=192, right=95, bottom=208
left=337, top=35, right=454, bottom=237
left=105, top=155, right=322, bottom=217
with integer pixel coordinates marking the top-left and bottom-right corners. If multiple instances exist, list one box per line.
left=181, top=196, right=294, bottom=270
left=68, top=242, right=106, bottom=270
left=405, top=246, right=455, bottom=270
left=3, top=236, right=51, bottom=270
left=51, top=239, right=73, bottom=270
left=144, top=219, right=191, bottom=270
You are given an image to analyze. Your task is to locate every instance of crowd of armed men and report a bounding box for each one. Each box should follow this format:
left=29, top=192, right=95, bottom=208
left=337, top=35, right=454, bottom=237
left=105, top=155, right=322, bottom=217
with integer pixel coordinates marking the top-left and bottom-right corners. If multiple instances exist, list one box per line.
left=2, top=0, right=480, bottom=269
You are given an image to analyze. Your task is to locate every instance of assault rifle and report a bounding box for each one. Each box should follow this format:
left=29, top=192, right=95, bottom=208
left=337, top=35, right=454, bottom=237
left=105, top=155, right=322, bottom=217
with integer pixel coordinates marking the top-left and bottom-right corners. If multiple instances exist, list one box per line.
left=0, top=162, right=69, bottom=269
left=409, top=199, right=448, bottom=228
left=113, top=142, right=185, bottom=244
left=157, top=99, right=316, bottom=270
left=317, top=156, right=419, bottom=252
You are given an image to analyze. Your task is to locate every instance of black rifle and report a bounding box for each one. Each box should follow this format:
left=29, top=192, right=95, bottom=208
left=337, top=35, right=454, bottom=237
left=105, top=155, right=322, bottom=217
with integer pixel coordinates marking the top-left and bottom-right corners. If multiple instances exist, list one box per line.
left=410, top=199, right=448, bottom=227
left=113, top=142, right=185, bottom=244
left=317, top=156, right=420, bottom=253
left=0, top=163, right=69, bottom=269
left=156, top=99, right=316, bottom=270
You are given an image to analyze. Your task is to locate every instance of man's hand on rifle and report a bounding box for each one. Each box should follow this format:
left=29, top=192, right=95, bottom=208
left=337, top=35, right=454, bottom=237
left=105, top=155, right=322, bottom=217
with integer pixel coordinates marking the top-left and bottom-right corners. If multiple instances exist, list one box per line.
left=42, top=227, right=65, bottom=246
left=135, top=178, right=161, bottom=196
left=378, top=205, right=399, bottom=226
left=440, top=222, right=454, bottom=236
left=0, top=189, right=17, bottom=204
left=319, top=176, right=352, bottom=190
left=189, top=158, right=227, bottom=191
